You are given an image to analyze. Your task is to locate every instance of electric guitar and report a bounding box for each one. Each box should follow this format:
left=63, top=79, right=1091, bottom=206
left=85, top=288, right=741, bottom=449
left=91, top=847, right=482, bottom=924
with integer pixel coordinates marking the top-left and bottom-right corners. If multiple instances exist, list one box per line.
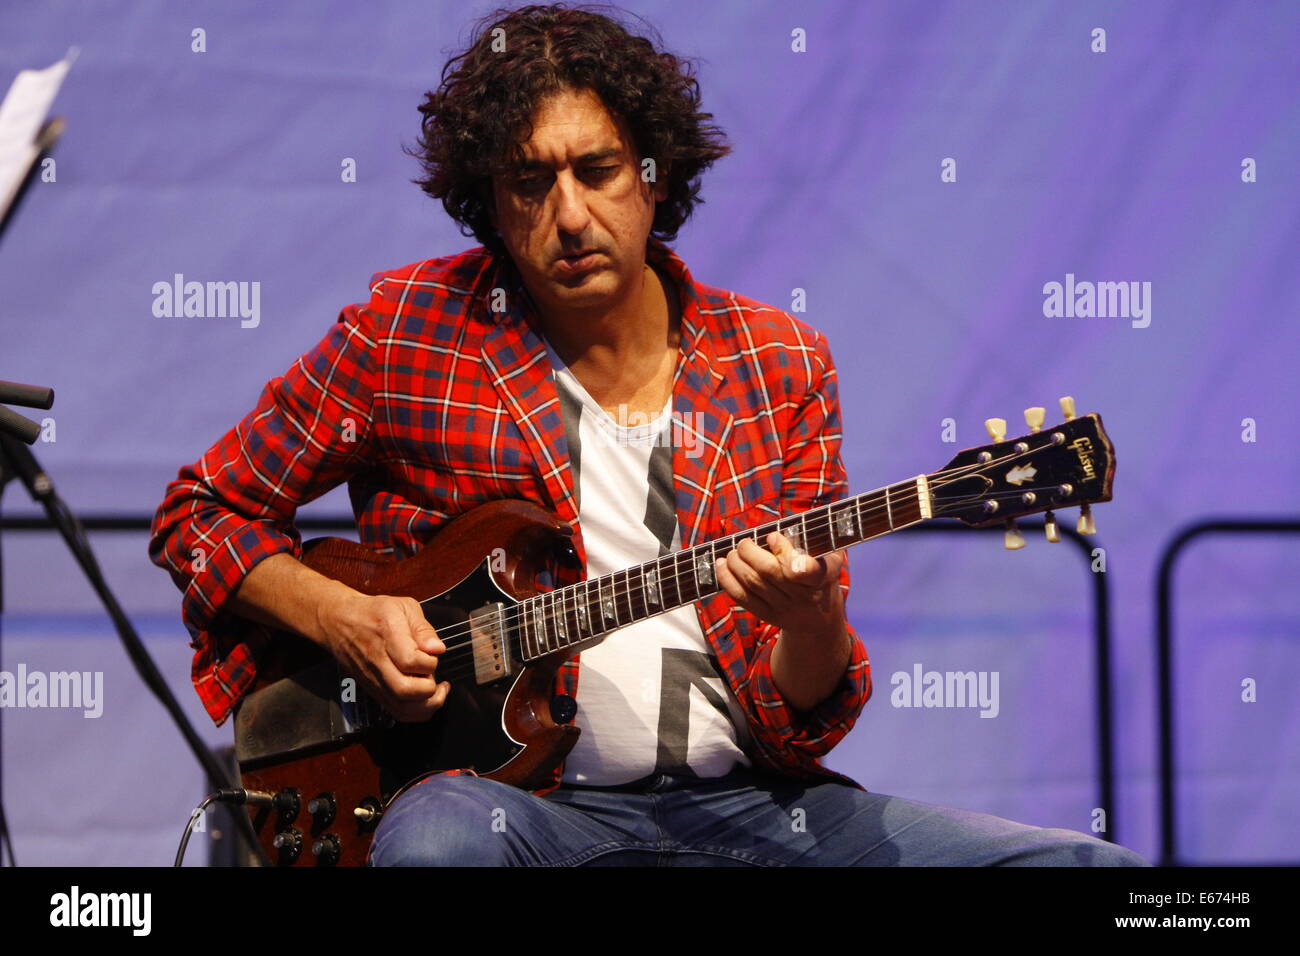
left=233, top=398, right=1115, bottom=866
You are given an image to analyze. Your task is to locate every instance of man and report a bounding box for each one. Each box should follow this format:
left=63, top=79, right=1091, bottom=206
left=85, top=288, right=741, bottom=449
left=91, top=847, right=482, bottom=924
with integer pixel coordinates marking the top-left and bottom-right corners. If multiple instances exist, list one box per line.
left=150, top=4, right=1146, bottom=866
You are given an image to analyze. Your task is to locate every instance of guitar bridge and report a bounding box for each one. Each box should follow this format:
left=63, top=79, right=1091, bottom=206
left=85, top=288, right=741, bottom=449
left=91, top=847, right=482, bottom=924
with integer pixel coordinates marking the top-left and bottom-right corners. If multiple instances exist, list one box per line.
left=468, top=602, right=512, bottom=685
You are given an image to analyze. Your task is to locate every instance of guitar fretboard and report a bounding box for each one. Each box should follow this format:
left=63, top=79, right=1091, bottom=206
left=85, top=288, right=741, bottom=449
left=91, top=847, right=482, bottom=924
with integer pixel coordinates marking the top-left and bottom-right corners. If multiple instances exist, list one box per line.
left=517, top=475, right=932, bottom=660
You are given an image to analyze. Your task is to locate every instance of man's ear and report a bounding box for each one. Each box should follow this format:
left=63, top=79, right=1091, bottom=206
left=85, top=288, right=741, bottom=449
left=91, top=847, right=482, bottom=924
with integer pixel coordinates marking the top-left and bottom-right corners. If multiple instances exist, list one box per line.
left=651, top=162, right=670, bottom=203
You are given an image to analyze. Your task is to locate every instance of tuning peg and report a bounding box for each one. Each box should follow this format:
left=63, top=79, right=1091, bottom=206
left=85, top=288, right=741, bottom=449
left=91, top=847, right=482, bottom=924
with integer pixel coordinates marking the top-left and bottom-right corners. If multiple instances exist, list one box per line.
left=1003, top=518, right=1026, bottom=550
left=985, top=417, right=1007, bottom=442
left=1024, top=407, right=1045, bottom=433
left=1076, top=502, right=1096, bottom=535
left=1059, top=396, right=1076, bottom=421
left=1044, top=510, right=1060, bottom=542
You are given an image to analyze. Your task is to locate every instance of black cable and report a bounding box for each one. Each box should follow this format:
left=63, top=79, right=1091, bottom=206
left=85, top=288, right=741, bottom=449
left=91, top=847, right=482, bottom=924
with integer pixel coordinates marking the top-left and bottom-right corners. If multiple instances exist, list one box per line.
left=175, top=789, right=276, bottom=867
left=0, top=462, right=13, bottom=866
left=174, top=795, right=219, bottom=867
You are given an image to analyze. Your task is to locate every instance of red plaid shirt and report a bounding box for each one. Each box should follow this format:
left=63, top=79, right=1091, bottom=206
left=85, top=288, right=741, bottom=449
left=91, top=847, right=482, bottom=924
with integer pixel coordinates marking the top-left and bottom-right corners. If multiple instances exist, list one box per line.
left=149, top=238, right=872, bottom=789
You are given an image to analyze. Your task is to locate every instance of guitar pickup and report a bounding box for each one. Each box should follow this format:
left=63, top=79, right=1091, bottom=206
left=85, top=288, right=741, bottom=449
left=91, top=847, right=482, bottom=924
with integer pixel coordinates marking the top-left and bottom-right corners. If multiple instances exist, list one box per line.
left=468, top=602, right=511, bottom=685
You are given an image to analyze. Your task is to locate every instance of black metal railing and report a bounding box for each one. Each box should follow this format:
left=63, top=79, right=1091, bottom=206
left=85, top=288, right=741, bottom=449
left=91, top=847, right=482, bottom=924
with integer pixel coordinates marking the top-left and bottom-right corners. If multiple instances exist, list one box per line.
left=1156, top=518, right=1300, bottom=867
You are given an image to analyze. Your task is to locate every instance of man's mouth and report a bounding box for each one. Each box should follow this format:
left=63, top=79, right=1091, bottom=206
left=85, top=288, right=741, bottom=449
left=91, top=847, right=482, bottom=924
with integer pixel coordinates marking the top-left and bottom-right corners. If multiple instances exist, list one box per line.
left=555, top=250, right=603, bottom=276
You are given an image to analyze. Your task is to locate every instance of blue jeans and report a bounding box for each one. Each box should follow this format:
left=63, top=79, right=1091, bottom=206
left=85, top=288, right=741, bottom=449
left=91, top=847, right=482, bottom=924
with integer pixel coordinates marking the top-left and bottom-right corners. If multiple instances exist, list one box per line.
left=368, top=767, right=1150, bottom=866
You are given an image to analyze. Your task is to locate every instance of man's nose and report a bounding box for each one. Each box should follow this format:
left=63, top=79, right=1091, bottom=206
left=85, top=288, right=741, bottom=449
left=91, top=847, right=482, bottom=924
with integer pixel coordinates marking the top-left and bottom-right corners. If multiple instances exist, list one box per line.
left=553, top=172, right=592, bottom=236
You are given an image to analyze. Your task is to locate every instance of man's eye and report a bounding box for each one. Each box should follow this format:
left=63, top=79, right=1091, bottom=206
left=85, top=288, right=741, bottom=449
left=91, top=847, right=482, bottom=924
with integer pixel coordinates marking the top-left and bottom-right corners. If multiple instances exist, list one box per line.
left=585, top=166, right=618, bottom=179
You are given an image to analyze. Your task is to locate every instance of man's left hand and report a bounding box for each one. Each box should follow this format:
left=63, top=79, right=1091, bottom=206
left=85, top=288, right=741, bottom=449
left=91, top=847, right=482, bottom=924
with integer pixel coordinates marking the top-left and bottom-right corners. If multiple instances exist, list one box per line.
left=714, top=531, right=848, bottom=641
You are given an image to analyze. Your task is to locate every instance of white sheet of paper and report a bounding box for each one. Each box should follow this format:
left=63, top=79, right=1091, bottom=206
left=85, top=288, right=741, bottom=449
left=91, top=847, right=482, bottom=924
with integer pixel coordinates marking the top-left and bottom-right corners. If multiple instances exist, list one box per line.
left=0, top=49, right=77, bottom=223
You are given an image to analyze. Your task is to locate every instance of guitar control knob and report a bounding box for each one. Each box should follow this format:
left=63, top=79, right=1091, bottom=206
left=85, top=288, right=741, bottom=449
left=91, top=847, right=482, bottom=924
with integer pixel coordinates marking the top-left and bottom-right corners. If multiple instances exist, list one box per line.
left=308, top=793, right=337, bottom=829
left=550, top=694, right=577, bottom=724
left=984, top=418, right=1007, bottom=442
left=312, top=834, right=342, bottom=867
left=274, top=788, right=301, bottom=824
left=1003, top=519, right=1026, bottom=551
left=272, top=828, right=303, bottom=865
left=1024, top=407, right=1045, bottom=433
left=1059, top=396, right=1076, bottom=421
left=1044, top=511, right=1060, bottom=543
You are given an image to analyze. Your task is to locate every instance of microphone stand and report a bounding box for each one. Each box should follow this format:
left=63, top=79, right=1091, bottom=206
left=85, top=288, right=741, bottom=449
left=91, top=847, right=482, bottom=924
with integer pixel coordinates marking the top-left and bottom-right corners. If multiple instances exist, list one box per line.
left=0, top=119, right=267, bottom=865
left=0, top=382, right=52, bottom=867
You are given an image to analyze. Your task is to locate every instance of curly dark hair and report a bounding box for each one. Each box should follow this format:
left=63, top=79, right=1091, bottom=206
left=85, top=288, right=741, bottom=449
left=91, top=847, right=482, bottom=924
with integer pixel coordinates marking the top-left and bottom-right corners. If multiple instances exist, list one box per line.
left=408, top=3, right=732, bottom=255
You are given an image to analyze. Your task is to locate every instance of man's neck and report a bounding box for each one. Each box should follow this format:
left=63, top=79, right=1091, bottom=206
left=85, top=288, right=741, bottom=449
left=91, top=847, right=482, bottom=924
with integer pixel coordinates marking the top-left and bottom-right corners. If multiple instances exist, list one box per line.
left=529, top=258, right=683, bottom=416
left=538, top=262, right=679, bottom=366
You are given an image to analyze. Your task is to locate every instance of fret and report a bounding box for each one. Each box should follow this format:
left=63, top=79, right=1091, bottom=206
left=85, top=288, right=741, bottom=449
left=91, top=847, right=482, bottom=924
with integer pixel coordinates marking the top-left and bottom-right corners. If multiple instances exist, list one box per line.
left=562, top=588, right=575, bottom=645
left=674, top=551, right=689, bottom=605
left=860, top=490, right=889, bottom=539
left=616, top=568, right=634, bottom=626
left=541, top=591, right=553, bottom=650
left=777, top=516, right=800, bottom=553
left=810, top=507, right=827, bottom=553
left=835, top=500, right=858, bottom=543
left=661, top=552, right=682, bottom=609
left=520, top=602, right=533, bottom=659
left=626, top=567, right=648, bottom=620
left=884, top=484, right=894, bottom=530
left=802, top=509, right=824, bottom=555
left=589, top=579, right=603, bottom=634
left=594, top=575, right=607, bottom=628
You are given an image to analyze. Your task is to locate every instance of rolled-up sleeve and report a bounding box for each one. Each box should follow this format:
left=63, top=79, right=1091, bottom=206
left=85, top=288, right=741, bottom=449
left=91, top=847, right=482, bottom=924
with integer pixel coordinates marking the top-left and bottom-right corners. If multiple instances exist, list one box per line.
left=734, top=329, right=872, bottom=776
left=148, top=298, right=380, bottom=725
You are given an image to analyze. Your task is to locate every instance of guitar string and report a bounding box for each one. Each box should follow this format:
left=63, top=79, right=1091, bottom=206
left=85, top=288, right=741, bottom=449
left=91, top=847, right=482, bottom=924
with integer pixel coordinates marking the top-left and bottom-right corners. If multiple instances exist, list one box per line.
left=420, top=434, right=1055, bottom=650
left=413, top=437, right=1072, bottom=683
left=425, top=475, right=1081, bottom=684
left=422, top=479, right=1086, bottom=688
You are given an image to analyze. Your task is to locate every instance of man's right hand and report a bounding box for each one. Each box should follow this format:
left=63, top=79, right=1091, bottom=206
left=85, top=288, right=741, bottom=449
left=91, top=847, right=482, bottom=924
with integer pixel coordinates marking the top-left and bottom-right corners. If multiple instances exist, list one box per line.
left=229, top=553, right=450, bottom=722
left=315, top=591, right=450, bottom=722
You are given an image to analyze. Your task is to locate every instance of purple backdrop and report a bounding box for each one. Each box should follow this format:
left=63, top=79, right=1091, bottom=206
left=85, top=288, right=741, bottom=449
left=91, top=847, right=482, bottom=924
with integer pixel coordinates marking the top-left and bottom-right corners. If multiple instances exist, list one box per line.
left=0, top=0, right=1296, bottom=865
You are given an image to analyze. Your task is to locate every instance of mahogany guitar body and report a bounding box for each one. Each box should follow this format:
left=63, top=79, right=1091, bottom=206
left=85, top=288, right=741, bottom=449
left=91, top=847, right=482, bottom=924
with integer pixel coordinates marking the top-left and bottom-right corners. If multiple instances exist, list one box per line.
left=234, top=499, right=584, bottom=867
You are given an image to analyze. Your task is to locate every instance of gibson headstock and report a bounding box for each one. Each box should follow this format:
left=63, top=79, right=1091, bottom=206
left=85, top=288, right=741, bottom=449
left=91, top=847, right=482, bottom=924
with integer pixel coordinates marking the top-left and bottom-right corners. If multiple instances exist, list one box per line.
left=929, top=397, right=1115, bottom=548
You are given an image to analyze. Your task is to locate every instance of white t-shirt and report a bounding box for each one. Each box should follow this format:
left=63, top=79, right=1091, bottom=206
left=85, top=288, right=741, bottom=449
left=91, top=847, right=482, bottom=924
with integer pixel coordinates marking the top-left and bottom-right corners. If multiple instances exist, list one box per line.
left=547, top=345, right=751, bottom=786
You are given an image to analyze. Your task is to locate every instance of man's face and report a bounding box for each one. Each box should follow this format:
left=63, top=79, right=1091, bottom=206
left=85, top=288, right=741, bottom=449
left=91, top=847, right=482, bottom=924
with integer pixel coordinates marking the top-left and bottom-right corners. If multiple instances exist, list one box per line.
left=491, top=86, right=668, bottom=317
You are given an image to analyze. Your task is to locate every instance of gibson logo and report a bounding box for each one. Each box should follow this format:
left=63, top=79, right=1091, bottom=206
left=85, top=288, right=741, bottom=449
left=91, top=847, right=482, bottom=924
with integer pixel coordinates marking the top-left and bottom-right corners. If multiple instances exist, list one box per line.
left=1070, top=436, right=1097, bottom=482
